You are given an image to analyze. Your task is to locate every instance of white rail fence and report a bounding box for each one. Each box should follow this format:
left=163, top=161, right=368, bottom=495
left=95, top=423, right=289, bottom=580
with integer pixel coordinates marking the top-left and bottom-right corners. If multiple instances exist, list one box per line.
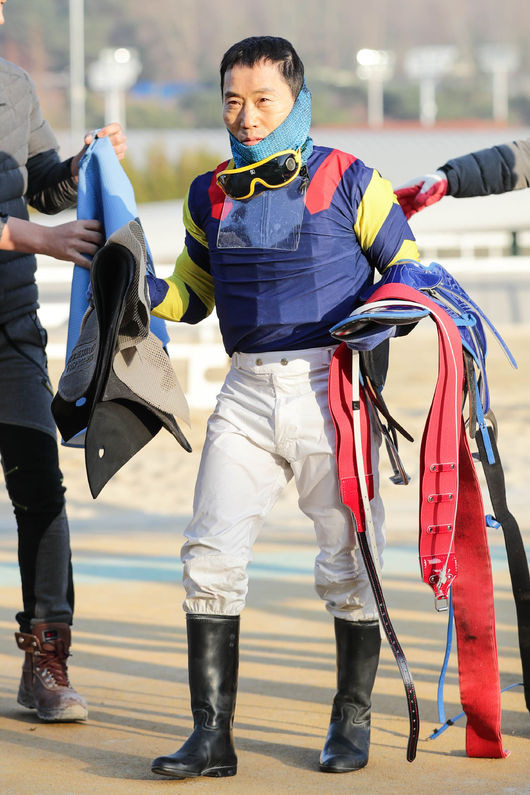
left=37, top=245, right=530, bottom=409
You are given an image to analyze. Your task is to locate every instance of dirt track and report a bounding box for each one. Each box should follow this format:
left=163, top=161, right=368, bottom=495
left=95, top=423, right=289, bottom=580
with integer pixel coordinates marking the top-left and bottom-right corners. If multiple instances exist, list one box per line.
left=0, top=327, right=528, bottom=793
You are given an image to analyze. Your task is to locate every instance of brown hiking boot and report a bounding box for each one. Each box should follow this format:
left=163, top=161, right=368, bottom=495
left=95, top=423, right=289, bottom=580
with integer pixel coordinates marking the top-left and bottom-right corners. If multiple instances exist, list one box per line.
left=15, top=622, right=88, bottom=722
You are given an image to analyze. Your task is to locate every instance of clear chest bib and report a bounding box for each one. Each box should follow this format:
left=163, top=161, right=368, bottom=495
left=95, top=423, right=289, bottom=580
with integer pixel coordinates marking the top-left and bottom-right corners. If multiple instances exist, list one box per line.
left=216, top=177, right=306, bottom=252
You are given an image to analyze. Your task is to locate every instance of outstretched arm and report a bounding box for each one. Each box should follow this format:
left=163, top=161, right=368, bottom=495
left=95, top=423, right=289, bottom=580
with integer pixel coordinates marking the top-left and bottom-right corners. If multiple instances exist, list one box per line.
left=0, top=215, right=104, bottom=266
left=395, top=138, right=530, bottom=218
left=440, top=138, right=530, bottom=198
left=147, top=184, right=215, bottom=325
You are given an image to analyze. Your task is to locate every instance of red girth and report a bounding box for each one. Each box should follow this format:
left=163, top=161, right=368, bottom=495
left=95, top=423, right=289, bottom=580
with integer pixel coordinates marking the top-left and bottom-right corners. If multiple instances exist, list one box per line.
left=329, top=282, right=508, bottom=760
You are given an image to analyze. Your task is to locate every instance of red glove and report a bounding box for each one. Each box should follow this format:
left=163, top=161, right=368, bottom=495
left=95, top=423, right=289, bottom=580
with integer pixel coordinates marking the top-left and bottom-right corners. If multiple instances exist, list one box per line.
left=395, top=170, right=448, bottom=219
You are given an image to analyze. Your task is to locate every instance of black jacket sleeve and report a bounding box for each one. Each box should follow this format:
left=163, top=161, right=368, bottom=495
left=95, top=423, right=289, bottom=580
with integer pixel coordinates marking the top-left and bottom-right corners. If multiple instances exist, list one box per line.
left=26, top=150, right=78, bottom=214
left=439, top=138, right=530, bottom=198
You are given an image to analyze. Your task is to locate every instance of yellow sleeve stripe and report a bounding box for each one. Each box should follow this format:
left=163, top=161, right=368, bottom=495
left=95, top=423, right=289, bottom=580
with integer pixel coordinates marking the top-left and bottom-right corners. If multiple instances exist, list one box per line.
left=183, top=190, right=208, bottom=249
left=151, top=247, right=215, bottom=322
left=354, top=171, right=396, bottom=252
left=151, top=274, right=189, bottom=321
left=383, top=239, right=421, bottom=271
left=172, top=248, right=215, bottom=315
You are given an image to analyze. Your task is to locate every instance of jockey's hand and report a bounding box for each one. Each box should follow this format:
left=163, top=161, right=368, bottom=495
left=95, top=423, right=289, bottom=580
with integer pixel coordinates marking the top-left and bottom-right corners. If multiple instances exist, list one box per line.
left=70, top=122, right=128, bottom=177
left=395, top=170, right=448, bottom=219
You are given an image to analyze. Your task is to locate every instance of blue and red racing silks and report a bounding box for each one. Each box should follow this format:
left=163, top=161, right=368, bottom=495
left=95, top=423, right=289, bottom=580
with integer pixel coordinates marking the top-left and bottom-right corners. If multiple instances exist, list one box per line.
left=147, top=146, right=419, bottom=355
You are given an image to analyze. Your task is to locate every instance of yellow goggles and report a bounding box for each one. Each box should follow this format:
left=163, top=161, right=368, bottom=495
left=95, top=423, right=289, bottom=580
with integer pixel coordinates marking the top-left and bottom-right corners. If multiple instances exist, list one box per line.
left=216, top=149, right=302, bottom=200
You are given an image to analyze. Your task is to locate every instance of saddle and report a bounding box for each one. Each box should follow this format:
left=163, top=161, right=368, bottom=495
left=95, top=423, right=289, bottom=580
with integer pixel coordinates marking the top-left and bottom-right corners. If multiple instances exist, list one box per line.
left=52, top=221, right=191, bottom=498
left=328, top=259, right=529, bottom=760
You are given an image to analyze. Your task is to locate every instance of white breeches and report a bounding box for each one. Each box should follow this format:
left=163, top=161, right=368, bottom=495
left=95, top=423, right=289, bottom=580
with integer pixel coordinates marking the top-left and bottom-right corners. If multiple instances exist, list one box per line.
left=182, top=346, right=385, bottom=620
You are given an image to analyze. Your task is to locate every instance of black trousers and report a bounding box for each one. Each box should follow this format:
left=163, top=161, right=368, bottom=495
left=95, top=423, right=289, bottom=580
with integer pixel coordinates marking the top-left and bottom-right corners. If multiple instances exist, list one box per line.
left=0, top=423, right=74, bottom=633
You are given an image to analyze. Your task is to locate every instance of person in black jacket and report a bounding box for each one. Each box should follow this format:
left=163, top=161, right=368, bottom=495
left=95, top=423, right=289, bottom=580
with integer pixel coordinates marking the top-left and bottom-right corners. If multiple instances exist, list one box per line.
left=395, top=138, right=530, bottom=218
left=0, top=0, right=126, bottom=722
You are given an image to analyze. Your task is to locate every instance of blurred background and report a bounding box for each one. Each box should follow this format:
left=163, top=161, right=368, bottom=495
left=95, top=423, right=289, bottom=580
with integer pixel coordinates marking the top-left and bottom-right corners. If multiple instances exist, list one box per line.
left=1, top=0, right=530, bottom=402
left=2, top=0, right=530, bottom=195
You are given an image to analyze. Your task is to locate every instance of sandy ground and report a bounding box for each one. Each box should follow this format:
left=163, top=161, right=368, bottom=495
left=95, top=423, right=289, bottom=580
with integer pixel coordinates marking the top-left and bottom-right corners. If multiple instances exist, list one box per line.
left=0, top=325, right=528, bottom=793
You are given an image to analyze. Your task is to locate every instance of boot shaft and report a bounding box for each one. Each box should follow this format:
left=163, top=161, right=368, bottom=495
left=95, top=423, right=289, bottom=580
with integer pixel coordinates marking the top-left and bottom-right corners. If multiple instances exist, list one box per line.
left=332, top=619, right=381, bottom=720
left=320, top=619, right=381, bottom=772
left=151, top=614, right=240, bottom=779
left=187, top=614, right=239, bottom=729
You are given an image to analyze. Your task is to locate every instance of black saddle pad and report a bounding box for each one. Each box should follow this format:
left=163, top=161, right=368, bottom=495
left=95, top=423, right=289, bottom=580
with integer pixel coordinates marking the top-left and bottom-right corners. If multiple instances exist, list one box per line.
left=52, top=238, right=190, bottom=498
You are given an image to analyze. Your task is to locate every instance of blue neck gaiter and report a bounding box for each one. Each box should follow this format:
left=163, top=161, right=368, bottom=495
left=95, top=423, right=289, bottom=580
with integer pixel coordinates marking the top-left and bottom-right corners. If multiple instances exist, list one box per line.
left=228, top=80, right=314, bottom=168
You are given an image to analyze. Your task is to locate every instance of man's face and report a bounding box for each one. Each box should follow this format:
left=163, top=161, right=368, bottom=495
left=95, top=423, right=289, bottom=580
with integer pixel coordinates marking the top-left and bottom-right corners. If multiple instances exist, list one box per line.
left=222, top=59, right=295, bottom=146
left=0, top=1, right=6, bottom=25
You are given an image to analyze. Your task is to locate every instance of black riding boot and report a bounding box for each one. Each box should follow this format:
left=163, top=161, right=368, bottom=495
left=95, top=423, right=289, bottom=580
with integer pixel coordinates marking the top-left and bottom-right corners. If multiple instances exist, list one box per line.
left=152, top=614, right=239, bottom=779
left=320, top=618, right=381, bottom=773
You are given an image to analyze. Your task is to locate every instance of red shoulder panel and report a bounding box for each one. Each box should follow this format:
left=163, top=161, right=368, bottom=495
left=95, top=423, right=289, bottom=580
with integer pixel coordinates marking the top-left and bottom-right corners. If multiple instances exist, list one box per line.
left=305, top=150, right=357, bottom=215
left=209, top=160, right=230, bottom=220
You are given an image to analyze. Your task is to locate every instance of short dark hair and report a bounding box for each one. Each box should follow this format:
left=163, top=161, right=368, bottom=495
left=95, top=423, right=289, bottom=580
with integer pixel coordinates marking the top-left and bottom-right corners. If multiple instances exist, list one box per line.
left=220, top=36, right=304, bottom=98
